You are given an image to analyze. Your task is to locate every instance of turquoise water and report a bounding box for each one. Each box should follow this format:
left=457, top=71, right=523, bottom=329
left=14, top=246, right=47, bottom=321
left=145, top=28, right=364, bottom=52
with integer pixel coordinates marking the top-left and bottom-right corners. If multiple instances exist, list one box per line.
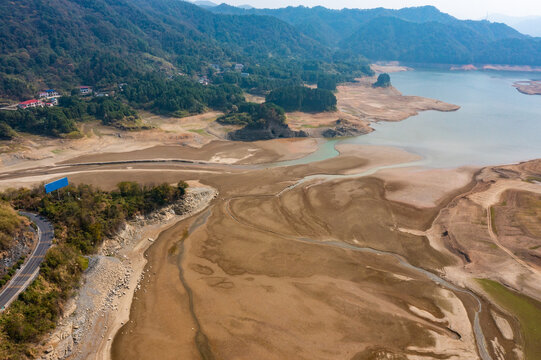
left=345, top=70, right=541, bottom=168
left=270, top=138, right=340, bottom=167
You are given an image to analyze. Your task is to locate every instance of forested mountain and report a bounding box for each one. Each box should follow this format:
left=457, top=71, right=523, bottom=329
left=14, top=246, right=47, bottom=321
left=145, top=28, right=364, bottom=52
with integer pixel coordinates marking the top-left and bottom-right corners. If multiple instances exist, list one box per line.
left=0, top=0, right=326, bottom=99
left=342, top=17, right=541, bottom=65
left=209, top=5, right=462, bottom=46
left=2, top=0, right=541, bottom=102
left=209, top=4, right=541, bottom=65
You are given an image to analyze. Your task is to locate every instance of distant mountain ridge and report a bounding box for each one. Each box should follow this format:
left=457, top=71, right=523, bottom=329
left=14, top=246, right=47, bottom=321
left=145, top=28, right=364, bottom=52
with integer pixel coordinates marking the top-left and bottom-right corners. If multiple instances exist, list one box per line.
left=209, top=4, right=541, bottom=65
left=488, top=13, right=541, bottom=37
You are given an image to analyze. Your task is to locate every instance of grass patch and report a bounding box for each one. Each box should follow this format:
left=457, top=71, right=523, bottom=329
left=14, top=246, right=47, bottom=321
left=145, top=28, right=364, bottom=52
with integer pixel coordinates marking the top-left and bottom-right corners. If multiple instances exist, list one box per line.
left=92, top=128, right=104, bottom=138
left=477, top=278, right=541, bottom=359
left=530, top=245, right=541, bottom=250
left=300, top=123, right=330, bottom=128
left=188, top=128, right=208, bottom=136
left=0, top=256, right=26, bottom=289
left=60, top=130, right=84, bottom=139
left=77, top=256, right=89, bottom=271
left=0, top=202, right=24, bottom=251
left=490, top=207, right=498, bottom=235
left=525, top=176, right=541, bottom=184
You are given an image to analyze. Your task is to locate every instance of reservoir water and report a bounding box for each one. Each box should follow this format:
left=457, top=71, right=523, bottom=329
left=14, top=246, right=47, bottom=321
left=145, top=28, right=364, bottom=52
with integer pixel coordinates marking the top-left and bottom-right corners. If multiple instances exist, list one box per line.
left=345, top=70, right=541, bottom=168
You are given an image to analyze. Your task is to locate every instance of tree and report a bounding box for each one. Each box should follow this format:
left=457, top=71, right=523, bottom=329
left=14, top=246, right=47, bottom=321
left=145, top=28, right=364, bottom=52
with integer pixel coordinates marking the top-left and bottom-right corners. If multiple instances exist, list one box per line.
left=317, top=74, right=337, bottom=91
left=266, top=86, right=336, bottom=112
left=373, top=73, right=391, bottom=88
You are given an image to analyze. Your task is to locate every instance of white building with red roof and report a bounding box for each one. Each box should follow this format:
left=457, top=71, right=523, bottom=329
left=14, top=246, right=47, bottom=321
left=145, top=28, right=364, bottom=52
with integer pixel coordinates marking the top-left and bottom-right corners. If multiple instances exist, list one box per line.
left=17, top=100, right=44, bottom=109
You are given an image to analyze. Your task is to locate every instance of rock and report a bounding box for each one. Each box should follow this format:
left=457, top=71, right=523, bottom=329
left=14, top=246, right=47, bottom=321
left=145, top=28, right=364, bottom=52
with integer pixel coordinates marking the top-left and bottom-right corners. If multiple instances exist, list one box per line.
left=228, top=117, right=307, bottom=141
left=321, top=119, right=370, bottom=138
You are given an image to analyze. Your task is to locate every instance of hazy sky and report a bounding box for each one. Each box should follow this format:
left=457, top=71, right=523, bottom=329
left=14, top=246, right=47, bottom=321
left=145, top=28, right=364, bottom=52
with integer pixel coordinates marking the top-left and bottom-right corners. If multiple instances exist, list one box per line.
left=220, top=0, right=541, bottom=19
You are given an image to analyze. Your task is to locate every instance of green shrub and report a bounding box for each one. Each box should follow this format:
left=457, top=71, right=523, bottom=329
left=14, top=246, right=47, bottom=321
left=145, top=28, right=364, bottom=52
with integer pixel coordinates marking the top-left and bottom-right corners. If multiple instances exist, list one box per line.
left=0, top=181, right=188, bottom=356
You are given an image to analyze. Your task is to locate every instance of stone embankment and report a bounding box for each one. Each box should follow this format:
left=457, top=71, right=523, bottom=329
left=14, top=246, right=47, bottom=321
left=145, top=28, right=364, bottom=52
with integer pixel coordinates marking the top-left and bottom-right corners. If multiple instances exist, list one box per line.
left=38, top=187, right=217, bottom=360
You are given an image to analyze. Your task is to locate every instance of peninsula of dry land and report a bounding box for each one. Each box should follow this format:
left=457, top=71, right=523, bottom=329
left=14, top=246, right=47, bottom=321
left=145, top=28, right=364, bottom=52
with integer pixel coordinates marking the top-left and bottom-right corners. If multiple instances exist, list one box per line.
left=514, top=80, right=541, bottom=95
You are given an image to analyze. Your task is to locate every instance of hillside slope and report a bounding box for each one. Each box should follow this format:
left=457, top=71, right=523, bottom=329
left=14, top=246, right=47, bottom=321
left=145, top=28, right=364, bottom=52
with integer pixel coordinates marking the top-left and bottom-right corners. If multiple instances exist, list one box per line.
left=342, top=16, right=541, bottom=65
left=0, top=0, right=325, bottom=99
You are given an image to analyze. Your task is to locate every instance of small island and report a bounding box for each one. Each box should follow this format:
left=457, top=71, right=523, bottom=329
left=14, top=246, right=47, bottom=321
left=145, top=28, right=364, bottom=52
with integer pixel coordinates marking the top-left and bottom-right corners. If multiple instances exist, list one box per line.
left=372, top=73, right=391, bottom=88
left=513, top=80, right=541, bottom=95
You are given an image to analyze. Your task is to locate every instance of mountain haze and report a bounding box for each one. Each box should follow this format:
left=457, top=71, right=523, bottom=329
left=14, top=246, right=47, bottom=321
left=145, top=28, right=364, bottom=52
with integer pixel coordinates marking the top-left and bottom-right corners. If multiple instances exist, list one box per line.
left=488, top=14, right=541, bottom=38
left=209, top=4, right=541, bottom=65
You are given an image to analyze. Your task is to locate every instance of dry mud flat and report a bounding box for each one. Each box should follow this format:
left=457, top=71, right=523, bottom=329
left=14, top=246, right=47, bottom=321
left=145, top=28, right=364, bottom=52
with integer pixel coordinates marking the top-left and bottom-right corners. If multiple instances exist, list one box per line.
left=336, top=78, right=459, bottom=123
left=4, top=142, right=539, bottom=360
left=3, top=134, right=541, bottom=359
left=0, top=112, right=222, bottom=172
left=111, top=163, right=478, bottom=360
left=102, top=147, right=538, bottom=360
left=285, top=78, right=460, bottom=136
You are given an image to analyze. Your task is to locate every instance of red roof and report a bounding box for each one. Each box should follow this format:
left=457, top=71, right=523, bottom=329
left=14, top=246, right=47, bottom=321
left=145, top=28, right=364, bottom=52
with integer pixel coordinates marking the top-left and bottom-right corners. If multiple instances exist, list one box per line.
left=79, top=86, right=91, bottom=89
left=19, top=99, right=41, bottom=105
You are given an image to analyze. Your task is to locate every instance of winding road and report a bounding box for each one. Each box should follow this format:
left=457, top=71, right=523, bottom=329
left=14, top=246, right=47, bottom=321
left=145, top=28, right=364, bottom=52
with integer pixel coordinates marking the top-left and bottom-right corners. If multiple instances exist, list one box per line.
left=0, top=212, right=54, bottom=311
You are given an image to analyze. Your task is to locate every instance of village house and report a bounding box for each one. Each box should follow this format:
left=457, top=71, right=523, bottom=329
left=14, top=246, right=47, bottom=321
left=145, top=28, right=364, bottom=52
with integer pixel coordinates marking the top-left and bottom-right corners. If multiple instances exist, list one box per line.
left=79, top=86, right=93, bottom=96
left=38, top=89, right=60, bottom=99
left=198, top=76, right=209, bottom=85
left=45, top=97, right=59, bottom=106
left=18, top=99, right=44, bottom=109
left=234, top=63, right=244, bottom=71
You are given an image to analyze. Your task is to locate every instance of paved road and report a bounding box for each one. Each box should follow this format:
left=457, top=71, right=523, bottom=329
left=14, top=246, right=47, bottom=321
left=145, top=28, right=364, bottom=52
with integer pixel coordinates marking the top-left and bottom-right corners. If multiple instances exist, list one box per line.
left=0, top=212, right=54, bottom=311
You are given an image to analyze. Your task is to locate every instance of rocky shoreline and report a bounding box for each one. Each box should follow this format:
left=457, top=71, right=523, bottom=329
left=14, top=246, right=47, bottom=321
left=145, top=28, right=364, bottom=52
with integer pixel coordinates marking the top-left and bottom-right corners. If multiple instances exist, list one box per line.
left=38, top=186, right=217, bottom=360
